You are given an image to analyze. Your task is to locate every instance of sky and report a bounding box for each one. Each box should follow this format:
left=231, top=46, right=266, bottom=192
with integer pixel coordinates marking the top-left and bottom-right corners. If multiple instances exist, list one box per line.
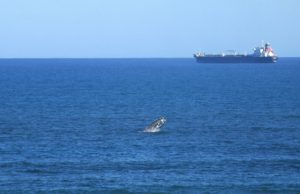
left=0, top=0, right=299, bottom=58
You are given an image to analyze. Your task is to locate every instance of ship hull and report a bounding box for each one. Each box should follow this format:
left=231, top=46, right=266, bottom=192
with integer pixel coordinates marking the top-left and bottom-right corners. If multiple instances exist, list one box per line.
left=195, top=56, right=277, bottom=63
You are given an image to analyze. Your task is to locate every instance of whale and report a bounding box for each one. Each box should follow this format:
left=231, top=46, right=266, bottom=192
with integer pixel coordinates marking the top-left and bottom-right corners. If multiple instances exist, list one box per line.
left=144, top=117, right=167, bottom=133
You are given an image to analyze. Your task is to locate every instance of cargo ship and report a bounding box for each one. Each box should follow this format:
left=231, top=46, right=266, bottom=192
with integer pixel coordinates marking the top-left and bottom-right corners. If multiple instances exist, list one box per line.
left=194, top=43, right=278, bottom=63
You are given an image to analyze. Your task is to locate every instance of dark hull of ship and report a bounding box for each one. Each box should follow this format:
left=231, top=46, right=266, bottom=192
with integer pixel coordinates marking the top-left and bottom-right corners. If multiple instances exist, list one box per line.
left=195, top=56, right=277, bottom=63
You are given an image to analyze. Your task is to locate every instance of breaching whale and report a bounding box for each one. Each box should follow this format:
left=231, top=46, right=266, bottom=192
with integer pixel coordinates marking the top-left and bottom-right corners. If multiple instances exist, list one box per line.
left=144, top=117, right=167, bottom=132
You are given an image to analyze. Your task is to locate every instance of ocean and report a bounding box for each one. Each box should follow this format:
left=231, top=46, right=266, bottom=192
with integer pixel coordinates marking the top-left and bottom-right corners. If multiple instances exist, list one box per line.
left=0, top=58, right=299, bottom=193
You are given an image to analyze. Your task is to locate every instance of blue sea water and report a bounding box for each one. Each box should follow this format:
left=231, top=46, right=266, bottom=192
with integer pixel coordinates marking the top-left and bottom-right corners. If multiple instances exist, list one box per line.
left=0, top=58, right=299, bottom=193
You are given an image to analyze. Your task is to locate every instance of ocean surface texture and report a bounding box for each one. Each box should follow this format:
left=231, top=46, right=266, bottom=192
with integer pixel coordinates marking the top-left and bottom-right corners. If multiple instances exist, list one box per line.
left=0, top=58, right=299, bottom=193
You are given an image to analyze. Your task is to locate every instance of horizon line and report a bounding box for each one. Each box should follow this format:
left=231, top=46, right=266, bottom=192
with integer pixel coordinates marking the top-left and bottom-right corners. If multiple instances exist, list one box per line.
left=0, top=56, right=299, bottom=59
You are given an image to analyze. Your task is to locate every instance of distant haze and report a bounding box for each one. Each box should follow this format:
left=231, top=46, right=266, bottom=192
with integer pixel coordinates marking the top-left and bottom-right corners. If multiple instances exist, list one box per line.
left=0, top=0, right=299, bottom=58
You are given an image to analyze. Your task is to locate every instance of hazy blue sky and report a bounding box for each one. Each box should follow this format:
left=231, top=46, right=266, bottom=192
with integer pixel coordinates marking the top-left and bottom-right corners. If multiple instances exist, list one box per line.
left=0, top=0, right=299, bottom=57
